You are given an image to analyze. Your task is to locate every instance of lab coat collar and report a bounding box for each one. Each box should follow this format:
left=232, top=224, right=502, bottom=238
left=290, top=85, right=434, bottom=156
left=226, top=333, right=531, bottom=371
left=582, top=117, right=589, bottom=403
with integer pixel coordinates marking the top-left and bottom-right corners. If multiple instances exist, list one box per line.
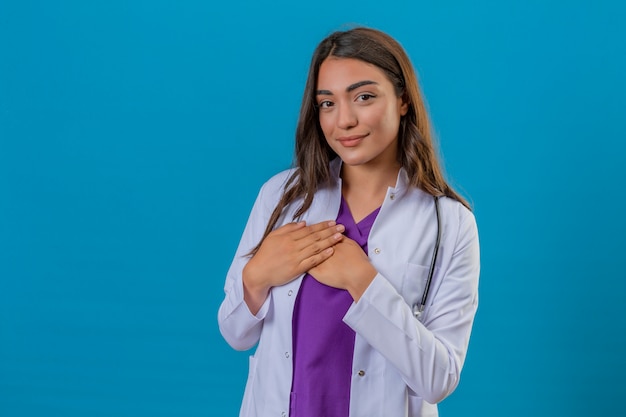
left=329, top=157, right=411, bottom=195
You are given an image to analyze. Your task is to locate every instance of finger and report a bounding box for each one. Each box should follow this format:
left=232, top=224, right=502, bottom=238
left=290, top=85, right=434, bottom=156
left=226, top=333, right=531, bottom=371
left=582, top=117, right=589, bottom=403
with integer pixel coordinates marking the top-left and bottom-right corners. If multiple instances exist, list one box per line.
left=290, top=220, right=338, bottom=240
left=300, top=231, right=343, bottom=258
left=294, top=223, right=345, bottom=251
left=300, top=247, right=334, bottom=271
left=293, top=221, right=345, bottom=244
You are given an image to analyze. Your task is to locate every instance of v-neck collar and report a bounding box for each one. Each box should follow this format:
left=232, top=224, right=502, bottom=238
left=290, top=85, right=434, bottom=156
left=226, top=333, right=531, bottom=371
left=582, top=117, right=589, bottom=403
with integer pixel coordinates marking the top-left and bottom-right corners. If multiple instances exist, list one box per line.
left=339, top=196, right=381, bottom=243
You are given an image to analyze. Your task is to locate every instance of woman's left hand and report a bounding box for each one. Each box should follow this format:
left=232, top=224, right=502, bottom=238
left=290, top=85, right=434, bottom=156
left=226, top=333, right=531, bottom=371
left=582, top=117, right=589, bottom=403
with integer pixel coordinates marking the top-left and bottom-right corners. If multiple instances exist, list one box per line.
left=308, top=236, right=377, bottom=302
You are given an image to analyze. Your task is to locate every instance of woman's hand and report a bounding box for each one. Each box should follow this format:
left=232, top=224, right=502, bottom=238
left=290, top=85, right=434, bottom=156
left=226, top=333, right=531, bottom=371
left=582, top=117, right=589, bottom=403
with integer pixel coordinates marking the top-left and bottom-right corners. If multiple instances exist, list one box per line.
left=308, top=237, right=377, bottom=302
left=243, top=220, right=345, bottom=314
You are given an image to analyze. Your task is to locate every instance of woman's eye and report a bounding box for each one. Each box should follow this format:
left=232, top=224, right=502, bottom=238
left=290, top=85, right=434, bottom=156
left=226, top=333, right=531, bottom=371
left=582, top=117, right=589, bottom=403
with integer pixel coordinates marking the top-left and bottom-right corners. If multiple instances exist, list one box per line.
left=357, top=93, right=375, bottom=102
left=318, top=100, right=333, bottom=109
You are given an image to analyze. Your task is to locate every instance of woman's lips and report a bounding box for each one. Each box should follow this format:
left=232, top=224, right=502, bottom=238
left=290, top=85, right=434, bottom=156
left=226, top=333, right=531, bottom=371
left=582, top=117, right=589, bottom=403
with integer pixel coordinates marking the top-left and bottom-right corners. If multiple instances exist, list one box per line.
left=337, top=134, right=367, bottom=147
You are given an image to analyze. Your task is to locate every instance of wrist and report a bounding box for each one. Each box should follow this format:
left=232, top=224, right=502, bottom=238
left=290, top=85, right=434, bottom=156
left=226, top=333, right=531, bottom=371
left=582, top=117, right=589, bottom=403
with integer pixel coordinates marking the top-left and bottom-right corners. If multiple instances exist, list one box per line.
left=348, top=264, right=377, bottom=302
left=242, top=263, right=270, bottom=315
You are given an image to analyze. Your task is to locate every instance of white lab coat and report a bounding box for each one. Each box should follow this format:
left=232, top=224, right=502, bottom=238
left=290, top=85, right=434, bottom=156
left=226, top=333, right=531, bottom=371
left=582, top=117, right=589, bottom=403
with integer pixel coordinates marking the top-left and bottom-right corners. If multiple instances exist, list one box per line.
left=218, top=158, right=480, bottom=417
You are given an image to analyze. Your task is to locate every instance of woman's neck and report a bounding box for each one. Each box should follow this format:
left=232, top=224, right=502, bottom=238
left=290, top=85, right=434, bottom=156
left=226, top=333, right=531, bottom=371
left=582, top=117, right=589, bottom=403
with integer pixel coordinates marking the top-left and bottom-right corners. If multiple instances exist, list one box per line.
left=340, top=162, right=401, bottom=222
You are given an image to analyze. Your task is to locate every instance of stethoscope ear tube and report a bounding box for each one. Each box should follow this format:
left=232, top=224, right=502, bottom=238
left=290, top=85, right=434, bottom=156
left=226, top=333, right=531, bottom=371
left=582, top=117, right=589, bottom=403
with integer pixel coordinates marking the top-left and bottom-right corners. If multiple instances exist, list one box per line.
left=413, top=195, right=441, bottom=319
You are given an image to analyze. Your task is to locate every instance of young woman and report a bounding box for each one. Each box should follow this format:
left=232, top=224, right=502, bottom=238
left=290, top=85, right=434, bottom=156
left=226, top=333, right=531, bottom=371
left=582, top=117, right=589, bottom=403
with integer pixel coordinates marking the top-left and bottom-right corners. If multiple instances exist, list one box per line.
left=218, top=27, right=480, bottom=417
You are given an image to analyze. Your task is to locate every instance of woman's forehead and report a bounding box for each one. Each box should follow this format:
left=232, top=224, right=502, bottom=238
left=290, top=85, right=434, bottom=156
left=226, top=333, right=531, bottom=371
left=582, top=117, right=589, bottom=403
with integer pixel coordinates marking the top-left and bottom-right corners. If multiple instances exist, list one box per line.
left=317, top=58, right=389, bottom=90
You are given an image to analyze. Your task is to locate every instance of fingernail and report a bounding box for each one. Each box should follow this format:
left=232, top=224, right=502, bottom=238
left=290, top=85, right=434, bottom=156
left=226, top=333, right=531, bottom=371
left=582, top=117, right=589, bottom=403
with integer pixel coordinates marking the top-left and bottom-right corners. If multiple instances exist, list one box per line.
left=336, top=224, right=345, bottom=232
left=328, top=221, right=336, bottom=226
left=334, top=233, right=342, bottom=240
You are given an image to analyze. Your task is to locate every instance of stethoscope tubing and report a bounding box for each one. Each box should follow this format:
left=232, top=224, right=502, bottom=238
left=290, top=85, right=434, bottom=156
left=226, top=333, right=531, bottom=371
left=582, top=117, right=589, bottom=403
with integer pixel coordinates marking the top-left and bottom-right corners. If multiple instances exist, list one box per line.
left=413, top=195, right=441, bottom=319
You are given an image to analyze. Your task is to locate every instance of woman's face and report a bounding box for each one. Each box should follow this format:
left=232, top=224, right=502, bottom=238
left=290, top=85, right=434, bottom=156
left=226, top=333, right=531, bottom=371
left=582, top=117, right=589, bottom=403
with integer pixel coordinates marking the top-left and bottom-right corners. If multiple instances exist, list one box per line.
left=316, top=57, right=408, bottom=169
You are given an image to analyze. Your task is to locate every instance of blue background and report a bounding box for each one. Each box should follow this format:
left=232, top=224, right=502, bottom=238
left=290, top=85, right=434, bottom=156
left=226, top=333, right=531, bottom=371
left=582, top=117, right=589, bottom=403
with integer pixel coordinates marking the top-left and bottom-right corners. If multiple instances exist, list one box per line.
left=1, top=0, right=625, bottom=416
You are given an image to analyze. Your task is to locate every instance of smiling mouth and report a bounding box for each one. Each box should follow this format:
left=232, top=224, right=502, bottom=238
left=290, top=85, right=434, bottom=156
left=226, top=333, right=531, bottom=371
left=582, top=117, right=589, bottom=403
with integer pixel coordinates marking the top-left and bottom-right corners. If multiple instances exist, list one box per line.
left=337, top=134, right=367, bottom=147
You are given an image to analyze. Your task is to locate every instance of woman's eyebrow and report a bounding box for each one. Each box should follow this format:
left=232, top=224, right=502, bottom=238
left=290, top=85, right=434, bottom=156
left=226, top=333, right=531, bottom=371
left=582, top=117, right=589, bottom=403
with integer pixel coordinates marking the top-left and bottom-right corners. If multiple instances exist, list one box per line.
left=316, top=80, right=379, bottom=96
left=346, top=80, right=377, bottom=92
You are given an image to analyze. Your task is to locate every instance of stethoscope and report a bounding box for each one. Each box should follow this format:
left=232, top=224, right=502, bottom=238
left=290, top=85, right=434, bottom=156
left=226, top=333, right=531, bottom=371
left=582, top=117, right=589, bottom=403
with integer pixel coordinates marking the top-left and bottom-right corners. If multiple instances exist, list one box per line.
left=412, top=195, right=441, bottom=320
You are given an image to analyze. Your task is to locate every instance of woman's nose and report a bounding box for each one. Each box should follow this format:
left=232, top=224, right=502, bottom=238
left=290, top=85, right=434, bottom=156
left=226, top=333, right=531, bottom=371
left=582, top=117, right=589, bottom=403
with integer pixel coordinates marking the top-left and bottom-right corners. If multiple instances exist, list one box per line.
left=336, top=102, right=357, bottom=129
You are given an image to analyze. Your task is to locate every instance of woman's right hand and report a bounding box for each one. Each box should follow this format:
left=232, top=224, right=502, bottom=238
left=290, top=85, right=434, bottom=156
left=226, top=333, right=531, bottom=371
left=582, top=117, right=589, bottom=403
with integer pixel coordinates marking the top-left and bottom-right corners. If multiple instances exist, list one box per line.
left=242, top=220, right=345, bottom=314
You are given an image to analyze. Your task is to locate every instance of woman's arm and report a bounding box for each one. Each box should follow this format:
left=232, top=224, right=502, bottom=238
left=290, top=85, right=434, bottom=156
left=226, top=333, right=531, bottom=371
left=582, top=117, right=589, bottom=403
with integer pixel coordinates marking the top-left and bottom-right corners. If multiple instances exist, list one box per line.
left=217, top=182, right=275, bottom=351
left=218, top=174, right=345, bottom=350
left=344, top=206, right=480, bottom=403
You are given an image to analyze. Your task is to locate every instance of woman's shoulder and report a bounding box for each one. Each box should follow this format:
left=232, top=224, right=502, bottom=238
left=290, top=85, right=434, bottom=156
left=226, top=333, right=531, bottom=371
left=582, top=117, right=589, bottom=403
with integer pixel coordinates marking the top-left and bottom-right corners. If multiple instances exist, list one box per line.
left=436, top=195, right=479, bottom=245
left=259, top=158, right=338, bottom=198
left=254, top=167, right=298, bottom=206
left=259, top=167, right=297, bottom=193
left=439, top=195, right=475, bottom=222
left=410, top=187, right=477, bottom=231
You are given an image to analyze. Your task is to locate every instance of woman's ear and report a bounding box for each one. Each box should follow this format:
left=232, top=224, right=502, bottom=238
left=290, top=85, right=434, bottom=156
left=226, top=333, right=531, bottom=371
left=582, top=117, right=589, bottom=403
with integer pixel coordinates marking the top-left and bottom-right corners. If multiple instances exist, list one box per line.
left=400, top=93, right=410, bottom=116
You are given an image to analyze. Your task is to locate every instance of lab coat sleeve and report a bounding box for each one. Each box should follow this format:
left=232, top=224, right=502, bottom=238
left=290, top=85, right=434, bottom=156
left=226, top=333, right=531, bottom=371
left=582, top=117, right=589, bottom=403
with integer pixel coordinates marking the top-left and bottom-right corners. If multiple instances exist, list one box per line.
left=217, top=179, right=278, bottom=351
left=343, top=206, right=480, bottom=404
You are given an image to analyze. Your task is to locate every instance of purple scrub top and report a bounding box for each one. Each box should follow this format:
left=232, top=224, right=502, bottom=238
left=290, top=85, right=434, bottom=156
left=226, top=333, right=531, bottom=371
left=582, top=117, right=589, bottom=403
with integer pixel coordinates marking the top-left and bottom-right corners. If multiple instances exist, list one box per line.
left=290, top=197, right=380, bottom=417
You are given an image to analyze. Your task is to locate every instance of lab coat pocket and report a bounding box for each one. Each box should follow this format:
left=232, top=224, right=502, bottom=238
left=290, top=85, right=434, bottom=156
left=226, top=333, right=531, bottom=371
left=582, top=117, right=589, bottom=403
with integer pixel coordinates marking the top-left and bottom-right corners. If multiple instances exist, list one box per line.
left=240, top=355, right=259, bottom=417
left=401, top=263, right=432, bottom=318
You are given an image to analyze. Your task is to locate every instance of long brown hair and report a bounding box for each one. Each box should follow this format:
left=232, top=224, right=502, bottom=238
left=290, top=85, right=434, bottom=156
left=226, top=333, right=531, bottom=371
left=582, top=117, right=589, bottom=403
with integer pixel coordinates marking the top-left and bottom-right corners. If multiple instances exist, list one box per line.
left=251, top=27, right=470, bottom=254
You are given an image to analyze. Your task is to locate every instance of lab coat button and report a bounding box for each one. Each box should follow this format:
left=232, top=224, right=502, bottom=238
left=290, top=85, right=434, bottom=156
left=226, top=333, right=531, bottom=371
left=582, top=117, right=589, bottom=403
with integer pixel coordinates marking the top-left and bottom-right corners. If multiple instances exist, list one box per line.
left=285, top=352, right=290, bottom=358
left=390, top=193, right=395, bottom=200
left=288, top=290, right=293, bottom=296
left=282, top=412, right=287, bottom=417
left=358, top=370, right=365, bottom=377
left=374, top=248, right=381, bottom=254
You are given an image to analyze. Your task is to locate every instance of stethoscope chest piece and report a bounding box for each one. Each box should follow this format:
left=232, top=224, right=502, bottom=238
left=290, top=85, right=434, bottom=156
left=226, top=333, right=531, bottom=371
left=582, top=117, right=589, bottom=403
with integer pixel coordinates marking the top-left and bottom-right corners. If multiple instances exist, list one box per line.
left=412, top=303, right=425, bottom=319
